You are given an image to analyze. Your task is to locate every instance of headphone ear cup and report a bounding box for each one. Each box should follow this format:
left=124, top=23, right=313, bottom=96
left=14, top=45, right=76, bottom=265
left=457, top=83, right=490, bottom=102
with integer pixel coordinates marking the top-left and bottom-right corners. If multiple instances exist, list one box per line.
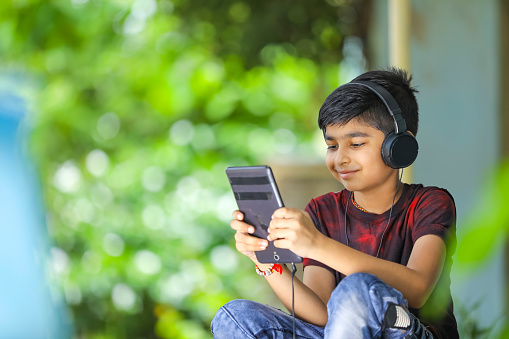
left=381, top=132, right=419, bottom=169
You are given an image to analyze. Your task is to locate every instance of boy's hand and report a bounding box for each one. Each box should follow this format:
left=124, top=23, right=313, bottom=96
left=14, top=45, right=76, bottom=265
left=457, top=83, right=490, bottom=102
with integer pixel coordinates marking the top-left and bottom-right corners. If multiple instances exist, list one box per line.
left=268, top=207, right=321, bottom=258
left=230, top=210, right=269, bottom=262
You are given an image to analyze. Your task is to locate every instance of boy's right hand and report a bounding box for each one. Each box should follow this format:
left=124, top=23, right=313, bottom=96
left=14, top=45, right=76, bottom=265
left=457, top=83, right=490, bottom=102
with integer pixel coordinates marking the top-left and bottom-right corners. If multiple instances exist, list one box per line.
left=230, top=210, right=269, bottom=262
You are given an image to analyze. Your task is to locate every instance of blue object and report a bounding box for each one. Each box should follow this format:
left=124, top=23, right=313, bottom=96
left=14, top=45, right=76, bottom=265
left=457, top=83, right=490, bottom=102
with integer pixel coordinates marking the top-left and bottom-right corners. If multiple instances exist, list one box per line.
left=0, top=92, right=72, bottom=338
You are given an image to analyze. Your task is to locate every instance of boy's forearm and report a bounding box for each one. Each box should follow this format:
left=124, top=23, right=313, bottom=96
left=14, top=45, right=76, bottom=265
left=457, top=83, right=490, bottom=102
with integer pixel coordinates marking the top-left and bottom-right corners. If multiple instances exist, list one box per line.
left=256, top=262, right=329, bottom=327
left=310, top=235, right=444, bottom=309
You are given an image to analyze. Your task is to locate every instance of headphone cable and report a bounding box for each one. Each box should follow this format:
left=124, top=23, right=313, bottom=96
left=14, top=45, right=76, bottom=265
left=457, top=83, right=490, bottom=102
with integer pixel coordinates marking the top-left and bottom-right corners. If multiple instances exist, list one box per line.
left=291, top=262, right=297, bottom=339
left=345, top=169, right=404, bottom=257
left=376, top=169, right=403, bottom=256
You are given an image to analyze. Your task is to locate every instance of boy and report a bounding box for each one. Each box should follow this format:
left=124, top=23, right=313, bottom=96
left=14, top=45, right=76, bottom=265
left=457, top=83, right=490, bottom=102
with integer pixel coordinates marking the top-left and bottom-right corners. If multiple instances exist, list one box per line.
left=211, top=68, right=458, bottom=338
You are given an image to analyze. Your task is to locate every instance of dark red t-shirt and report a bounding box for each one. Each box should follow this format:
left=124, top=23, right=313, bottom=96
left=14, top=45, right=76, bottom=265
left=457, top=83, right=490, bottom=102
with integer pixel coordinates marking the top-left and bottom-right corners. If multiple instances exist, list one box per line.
left=303, top=184, right=459, bottom=339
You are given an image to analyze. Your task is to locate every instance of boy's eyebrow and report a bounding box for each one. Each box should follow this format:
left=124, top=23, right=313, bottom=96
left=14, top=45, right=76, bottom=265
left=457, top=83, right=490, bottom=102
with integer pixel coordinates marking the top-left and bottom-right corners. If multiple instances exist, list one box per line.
left=324, top=131, right=372, bottom=140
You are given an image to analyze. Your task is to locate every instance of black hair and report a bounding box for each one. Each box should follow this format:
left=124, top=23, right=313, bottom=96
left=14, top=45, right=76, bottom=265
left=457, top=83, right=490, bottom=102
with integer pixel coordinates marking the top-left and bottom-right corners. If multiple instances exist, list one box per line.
left=318, top=67, right=419, bottom=137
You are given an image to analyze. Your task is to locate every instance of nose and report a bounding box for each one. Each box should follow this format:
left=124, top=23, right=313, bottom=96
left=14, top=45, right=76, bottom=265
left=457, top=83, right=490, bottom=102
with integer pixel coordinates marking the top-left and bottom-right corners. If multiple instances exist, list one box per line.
left=334, top=146, right=350, bottom=167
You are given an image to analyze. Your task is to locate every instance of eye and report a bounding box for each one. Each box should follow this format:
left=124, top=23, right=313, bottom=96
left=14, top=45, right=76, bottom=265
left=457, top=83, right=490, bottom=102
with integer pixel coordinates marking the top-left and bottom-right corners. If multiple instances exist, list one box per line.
left=327, top=144, right=338, bottom=150
left=351, top=143, right=365, bottom=148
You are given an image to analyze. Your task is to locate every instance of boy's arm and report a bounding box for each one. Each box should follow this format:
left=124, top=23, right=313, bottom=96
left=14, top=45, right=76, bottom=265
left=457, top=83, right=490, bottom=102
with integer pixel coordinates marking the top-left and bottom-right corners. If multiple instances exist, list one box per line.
left=269, top=208, right=447, bottom=309
left=256, top=262, right=335, bottom=327
left=314, top=233, right=445, bottom=308
left=231, top=212, right=335, bottom=326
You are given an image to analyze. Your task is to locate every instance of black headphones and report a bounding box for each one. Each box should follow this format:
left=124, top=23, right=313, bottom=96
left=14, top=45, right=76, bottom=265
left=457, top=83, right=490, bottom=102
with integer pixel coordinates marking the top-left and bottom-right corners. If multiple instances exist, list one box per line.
left=343, top=80, right=418, bottom=169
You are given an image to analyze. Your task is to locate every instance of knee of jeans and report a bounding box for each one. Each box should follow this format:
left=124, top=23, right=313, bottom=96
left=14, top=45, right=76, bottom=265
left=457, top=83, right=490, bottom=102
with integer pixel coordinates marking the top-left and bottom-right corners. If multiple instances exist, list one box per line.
left=211, top=300, right=256, bottom=335
left=223, top=299, right=256, bottom=313
left=328, top=273, right=380, bottom=306
left=338, top=273, right=379, bottom=294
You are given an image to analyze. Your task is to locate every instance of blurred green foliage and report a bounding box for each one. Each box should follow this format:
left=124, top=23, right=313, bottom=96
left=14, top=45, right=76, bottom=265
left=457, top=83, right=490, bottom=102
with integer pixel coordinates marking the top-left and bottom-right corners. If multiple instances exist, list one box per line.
left=454, top=160, right=509, bottom=339
left=456, top=160, right=509, bottom=266
left=0, top=0, right=367, bottom=337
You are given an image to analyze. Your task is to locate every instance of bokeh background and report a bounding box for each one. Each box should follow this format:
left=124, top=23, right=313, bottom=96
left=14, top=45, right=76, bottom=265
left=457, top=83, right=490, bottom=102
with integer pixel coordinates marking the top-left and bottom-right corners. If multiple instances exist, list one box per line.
left=1, top=0, right=508, bottom=338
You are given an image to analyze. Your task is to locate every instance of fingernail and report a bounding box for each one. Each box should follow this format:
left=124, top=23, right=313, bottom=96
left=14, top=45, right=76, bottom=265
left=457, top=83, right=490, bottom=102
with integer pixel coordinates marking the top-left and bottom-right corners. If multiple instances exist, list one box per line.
left=248, top=226, right=254, bottom=233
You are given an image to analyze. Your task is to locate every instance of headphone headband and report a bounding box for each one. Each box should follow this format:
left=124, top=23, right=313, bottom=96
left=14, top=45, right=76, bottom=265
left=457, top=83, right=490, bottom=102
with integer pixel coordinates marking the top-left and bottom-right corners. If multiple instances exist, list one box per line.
left=347, top=80, right=407, bottom=134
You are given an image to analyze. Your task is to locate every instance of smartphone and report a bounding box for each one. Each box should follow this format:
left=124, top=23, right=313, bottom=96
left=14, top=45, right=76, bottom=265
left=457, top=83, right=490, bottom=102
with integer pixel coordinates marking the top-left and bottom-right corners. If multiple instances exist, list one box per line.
left=226, top=166, right=303, bottom=264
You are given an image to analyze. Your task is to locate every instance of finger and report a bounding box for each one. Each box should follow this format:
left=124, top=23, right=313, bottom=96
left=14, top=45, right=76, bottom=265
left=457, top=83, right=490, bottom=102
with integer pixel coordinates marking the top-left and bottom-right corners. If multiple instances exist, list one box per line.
left=267, top=228, right=295, bottom=242
left=232, top=210, right=244, bottom=220
left=272, top=207, right=304, bottom=219
left=235, top=232, right=268, bottom=251
left=230, top=219, right=255, bottom=234
left=235, top=231, right=265, bottom=245
left=273, top=238, right=293, bottom=250
left=237, top=242, right=267, bottom=253
left=268, top=217, right=293, bottom=231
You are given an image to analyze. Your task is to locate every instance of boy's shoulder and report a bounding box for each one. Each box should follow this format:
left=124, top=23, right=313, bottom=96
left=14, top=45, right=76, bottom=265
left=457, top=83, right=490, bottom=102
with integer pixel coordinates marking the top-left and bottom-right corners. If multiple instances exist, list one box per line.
left=404, top=184, right=455, bottom=208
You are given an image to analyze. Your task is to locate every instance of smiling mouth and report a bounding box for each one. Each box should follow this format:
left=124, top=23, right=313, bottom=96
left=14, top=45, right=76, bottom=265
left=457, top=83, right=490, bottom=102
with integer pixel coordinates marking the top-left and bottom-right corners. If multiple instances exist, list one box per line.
left=338, top=169, right=358, bottom=179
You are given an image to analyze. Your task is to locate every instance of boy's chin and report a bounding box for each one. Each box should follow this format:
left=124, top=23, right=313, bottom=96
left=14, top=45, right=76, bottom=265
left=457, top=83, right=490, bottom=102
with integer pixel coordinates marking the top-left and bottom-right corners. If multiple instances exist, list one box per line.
left=341, top=182, right=360, bottom=192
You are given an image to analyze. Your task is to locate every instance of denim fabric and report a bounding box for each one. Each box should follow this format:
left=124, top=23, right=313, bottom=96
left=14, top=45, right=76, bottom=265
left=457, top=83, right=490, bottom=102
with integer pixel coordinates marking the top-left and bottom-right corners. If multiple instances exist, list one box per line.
left=211, top=272, right=433, bottom=339
left=211, top=299, right=324, bottom=338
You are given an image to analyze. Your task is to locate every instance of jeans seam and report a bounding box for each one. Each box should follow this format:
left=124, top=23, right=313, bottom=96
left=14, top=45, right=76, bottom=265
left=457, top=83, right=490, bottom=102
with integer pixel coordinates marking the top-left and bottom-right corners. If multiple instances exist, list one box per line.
left=297, top=319, right=326, bottom=338
left=219, top=306, right=256, bottom=339
left=253, top=319, right=323, bottom=339
left=367, top=278, right=388, bottom=337
left=254, top=328, right=318, bottom=339
left=273, top=306, right=324, bottom=338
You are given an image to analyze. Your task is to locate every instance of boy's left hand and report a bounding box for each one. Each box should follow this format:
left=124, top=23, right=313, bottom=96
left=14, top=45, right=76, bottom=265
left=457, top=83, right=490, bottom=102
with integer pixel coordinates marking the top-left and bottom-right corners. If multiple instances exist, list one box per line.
left=268, top=207, right=321, bottom=258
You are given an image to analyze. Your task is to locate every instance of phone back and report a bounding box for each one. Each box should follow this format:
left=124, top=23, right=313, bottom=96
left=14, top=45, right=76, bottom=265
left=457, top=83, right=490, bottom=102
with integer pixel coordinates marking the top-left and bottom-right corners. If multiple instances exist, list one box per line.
left=226, top=166, right=302, bottom=264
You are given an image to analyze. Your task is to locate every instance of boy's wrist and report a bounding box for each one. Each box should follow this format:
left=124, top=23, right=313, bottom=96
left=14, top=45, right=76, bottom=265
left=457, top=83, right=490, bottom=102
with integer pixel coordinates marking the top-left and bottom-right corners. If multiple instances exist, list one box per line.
left=309, top=232, right=328, bottom=261
left=254, top=262, right=273, bottom=271
left=251, top=257, right=285, bottom=275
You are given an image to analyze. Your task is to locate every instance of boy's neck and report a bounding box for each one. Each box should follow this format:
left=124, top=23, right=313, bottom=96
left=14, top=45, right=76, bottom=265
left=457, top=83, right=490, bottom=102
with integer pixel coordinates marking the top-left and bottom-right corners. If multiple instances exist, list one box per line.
left=353, top=178, right=404, bottom=215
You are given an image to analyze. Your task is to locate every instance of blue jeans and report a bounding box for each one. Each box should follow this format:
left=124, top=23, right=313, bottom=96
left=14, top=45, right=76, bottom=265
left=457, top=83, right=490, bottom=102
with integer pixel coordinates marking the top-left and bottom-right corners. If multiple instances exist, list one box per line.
left=211, top=273, right=433, bottom=338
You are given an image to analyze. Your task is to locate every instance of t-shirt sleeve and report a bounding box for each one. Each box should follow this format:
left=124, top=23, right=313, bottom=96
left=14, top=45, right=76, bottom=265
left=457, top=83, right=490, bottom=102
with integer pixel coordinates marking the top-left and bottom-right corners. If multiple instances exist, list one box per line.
left=302, top=199, right=337, bottom=276
left=411, top=188, right=457, bottom=254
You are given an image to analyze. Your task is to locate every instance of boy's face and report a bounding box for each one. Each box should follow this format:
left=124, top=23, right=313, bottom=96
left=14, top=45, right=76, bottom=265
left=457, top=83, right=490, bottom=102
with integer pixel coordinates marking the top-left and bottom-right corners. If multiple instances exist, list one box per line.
left=324, top=118, right=398, bottom=194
